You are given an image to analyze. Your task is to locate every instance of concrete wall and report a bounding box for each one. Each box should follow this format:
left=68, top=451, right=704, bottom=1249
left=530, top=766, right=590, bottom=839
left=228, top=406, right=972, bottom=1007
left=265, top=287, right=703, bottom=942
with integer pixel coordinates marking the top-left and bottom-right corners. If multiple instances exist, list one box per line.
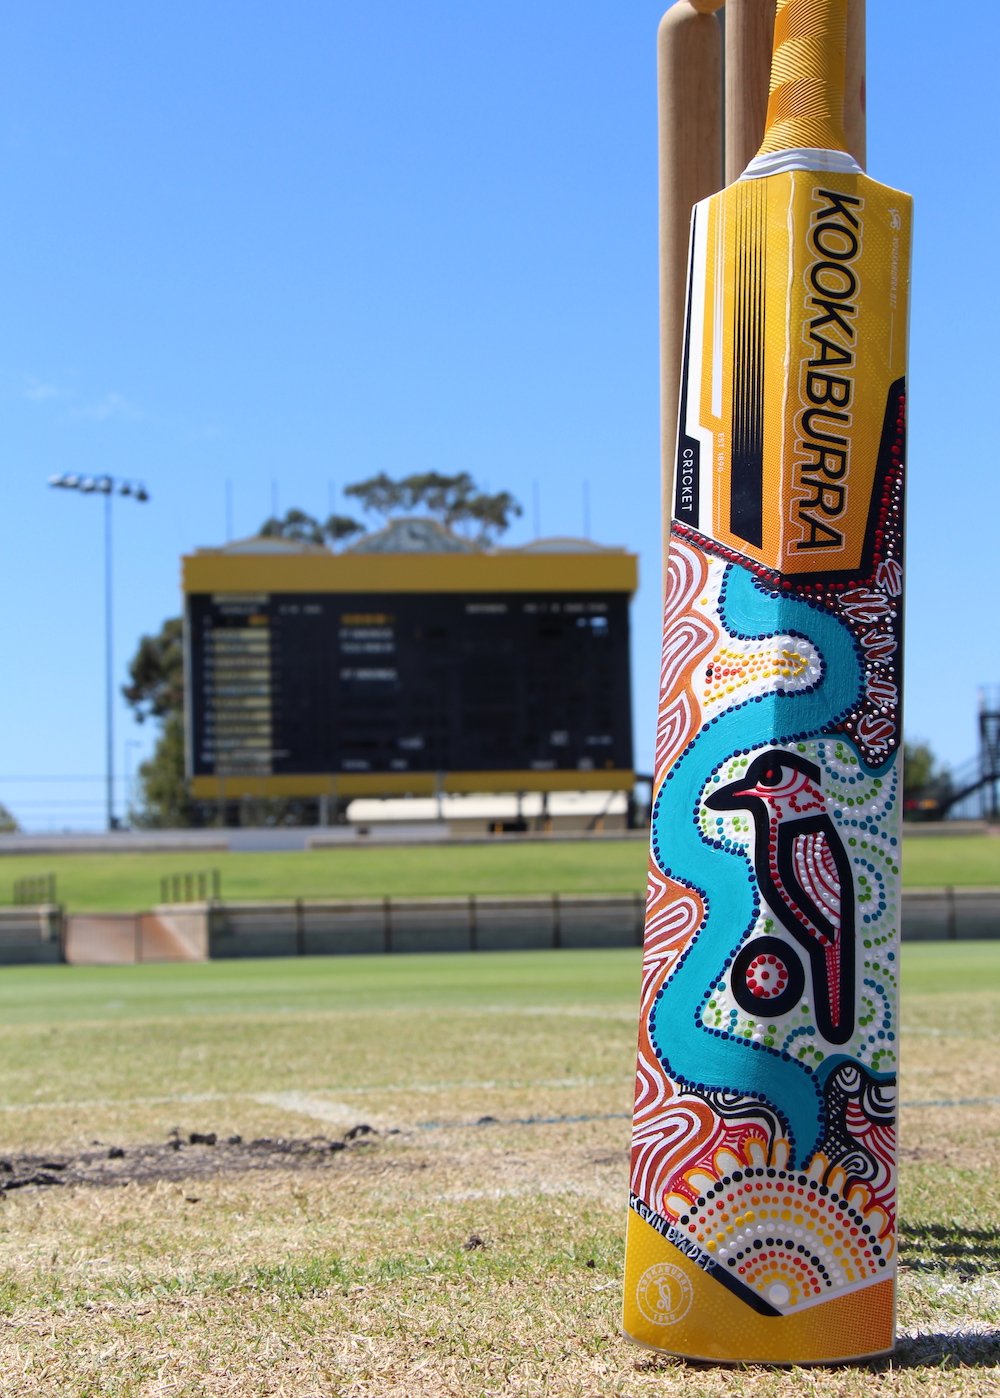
left=0, top=906, right=63, bottom=964
left=199, top=893, right=646, bottom=959
left=202, top=888, right=997, bottom=959
left=899, top=887, right=1000, bottom=942
left=42, top=886, right=1000, bottom=965
left=63, top=910, right=208, bottom=964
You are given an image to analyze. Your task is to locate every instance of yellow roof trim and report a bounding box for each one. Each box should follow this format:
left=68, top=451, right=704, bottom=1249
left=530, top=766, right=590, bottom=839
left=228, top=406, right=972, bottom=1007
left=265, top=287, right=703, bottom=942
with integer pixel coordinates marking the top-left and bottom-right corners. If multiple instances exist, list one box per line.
left=182, top=550, right=638, bottom=595
left=189, top=769, right=635, bottom=800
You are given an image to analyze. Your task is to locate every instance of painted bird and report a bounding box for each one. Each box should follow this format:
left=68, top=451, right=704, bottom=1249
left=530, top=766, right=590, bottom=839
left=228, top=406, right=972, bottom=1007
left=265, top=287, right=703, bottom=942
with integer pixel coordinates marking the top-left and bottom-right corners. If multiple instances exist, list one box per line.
left=705, top=749, right=856, bottom=1044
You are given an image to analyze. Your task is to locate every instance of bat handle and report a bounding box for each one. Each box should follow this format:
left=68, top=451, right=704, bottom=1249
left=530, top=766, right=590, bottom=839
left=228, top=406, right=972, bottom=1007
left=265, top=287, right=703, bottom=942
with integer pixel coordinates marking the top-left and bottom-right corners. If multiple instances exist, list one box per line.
left=756, top=0, right=850, bottom=159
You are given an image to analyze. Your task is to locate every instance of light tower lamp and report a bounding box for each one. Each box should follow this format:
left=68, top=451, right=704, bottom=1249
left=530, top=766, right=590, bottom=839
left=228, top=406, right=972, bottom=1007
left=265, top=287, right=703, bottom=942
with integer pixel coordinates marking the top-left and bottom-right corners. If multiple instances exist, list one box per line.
left=47, top=473, right=150, bottom=832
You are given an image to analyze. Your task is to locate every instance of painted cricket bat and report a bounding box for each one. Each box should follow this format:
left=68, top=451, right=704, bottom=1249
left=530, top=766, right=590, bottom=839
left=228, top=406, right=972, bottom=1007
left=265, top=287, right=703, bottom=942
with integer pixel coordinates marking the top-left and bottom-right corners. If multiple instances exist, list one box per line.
left=624, top=0, right=910, bottom=1364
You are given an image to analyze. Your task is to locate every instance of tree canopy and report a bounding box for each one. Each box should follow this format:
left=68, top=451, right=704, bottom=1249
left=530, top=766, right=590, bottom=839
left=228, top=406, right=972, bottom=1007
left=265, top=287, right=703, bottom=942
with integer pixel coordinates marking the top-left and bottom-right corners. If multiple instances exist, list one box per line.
left=260, top=472, right=522, bottom=549
left=134, top=711, right=191, bottom=828
left=902, top=739, right=953, bottom=819
left=122, top=617, right=192, bottom=826
left=122, top=617, right=184, bottom=725
left=259, top=508, right=326, bottom=546
left=344, top=470, right=522, bottom=543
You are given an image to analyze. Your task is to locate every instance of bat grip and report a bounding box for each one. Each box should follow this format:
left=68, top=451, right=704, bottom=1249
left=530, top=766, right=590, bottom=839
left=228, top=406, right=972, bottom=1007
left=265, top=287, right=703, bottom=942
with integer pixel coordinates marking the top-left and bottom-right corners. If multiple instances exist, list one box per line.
left=756, top=0, right=849, bottom=157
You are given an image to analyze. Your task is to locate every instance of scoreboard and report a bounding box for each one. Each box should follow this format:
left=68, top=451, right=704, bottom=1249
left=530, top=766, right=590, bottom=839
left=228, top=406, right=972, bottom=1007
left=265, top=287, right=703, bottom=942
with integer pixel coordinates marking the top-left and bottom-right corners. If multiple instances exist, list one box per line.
left=182, top=534, right=638, bottom=800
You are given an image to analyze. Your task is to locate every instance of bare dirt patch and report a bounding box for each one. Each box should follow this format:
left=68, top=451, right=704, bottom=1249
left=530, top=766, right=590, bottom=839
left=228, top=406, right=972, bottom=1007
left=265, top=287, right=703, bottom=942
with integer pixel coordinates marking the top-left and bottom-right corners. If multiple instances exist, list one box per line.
left=0, top=1122, right=381, bottom=1193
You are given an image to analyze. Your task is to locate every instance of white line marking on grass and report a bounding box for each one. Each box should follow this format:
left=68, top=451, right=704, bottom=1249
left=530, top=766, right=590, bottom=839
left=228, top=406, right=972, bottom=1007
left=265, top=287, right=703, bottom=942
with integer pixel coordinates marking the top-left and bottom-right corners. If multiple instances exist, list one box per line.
left=901, top=1026, right=994, bottom=1039
left=3, top=1084, right=996, bottom=1119
left=0, top=1076, right=625, bottom=1115
left=0, top=1091, right=232, bottom=1113
left=470, top=1006, right=637, bottom=1021
left=251, top=1092, right=366, bottom=1125
left=901, top=1094, right=1000, bottom=1109
left=415, top=1111, right=630, bottom=1132
left=355, top=1075, right=624, bottom=1094
left=247, top=1075, right=624, bottom=1097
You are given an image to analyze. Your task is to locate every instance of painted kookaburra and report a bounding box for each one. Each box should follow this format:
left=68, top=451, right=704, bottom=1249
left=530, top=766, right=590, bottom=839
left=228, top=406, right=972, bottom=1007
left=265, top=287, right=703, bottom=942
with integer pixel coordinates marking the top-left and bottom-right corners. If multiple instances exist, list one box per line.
left=705, top=749, right=856, bottom=1045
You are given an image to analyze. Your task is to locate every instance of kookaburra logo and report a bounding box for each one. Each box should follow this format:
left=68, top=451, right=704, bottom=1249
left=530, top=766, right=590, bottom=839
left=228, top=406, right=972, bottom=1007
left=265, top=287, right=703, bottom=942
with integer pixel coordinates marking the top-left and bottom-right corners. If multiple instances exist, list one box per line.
left=705, top=750, right=856, bottom=1044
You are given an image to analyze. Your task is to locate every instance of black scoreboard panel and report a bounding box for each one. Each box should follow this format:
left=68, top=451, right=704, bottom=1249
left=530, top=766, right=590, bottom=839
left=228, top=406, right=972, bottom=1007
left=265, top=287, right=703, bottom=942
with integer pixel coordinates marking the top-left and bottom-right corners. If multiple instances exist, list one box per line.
left=186, top=590, right=632, bottom=781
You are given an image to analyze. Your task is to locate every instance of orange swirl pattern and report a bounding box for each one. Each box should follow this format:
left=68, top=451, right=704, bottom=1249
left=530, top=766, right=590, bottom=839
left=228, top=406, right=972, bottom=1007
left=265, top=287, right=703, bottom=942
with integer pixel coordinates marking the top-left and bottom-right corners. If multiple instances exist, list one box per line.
left=654, top=538, right=718, bottom=785
left=844, top=1097, right=896, bottom=1235
left=631, top=866, right=710, bottom=1206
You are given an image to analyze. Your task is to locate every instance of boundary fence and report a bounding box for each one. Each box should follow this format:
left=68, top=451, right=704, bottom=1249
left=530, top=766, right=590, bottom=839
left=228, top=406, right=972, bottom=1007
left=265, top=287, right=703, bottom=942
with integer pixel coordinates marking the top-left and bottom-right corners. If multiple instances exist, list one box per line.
left=0, top=906, right=63, bottom=964
left=203, top=892, right=646, bottom=960
left=2, top=890, right=996, bottom=966
left=41, top=886, right=1000, bottom=965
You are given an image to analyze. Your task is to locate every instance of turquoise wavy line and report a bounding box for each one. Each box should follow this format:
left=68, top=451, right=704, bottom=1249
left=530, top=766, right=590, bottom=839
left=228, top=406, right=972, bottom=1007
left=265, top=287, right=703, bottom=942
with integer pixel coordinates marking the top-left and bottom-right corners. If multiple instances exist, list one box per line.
left=649, top=561, right=863, bottom=1166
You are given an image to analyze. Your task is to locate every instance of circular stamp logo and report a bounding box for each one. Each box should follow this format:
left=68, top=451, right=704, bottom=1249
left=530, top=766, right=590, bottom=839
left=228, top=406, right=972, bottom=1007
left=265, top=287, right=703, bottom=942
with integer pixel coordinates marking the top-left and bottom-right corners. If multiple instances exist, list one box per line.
left=635, top=1262, right=693, bottom=1327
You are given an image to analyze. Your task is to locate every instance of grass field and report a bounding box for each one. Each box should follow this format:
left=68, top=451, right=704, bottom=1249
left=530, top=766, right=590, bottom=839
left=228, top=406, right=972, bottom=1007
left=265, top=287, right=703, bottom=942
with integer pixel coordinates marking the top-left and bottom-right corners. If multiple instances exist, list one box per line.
left=1, top=831, right=998, bottom=912
left=0, top=943, right=997, bottom=1395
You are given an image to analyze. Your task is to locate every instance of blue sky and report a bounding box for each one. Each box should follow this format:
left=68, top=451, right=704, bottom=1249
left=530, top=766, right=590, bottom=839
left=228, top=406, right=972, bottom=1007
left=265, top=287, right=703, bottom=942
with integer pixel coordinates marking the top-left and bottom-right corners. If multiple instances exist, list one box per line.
left=3, top=2, right=997, bottom=832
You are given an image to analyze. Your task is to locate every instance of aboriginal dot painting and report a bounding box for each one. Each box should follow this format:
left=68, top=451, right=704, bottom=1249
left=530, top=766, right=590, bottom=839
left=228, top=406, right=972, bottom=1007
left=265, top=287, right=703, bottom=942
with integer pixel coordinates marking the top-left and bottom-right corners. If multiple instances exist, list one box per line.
left=629, top=508, right=902, bottom=1303
left=623, top=161, right=910, bottom=1364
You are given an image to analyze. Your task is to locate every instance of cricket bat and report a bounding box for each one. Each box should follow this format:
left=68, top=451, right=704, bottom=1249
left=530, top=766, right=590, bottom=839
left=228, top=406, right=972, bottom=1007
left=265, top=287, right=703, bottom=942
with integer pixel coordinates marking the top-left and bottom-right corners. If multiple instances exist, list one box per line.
left=624, top=0, right=910, bottom=1364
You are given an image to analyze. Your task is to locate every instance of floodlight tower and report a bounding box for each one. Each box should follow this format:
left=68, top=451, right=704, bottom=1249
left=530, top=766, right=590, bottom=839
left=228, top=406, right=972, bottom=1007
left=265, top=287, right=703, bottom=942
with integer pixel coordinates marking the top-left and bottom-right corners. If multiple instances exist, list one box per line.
left=980, top=687, right=1000, bottom=821
left=47, top=473, right=150, bottom=831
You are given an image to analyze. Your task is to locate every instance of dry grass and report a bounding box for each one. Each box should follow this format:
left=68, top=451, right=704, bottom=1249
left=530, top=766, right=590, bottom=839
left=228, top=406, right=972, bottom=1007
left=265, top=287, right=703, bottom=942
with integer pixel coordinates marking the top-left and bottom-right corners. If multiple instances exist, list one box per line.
left=0, top=1129, right=997, bottom=1396
left=0, top=948, right=996, bottom=1395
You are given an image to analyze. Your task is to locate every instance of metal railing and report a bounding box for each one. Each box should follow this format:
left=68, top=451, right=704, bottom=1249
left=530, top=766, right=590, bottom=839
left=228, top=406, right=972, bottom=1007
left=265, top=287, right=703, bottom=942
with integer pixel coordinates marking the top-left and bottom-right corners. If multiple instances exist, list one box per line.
left=159, top=869, right=222, bottom=904
left=12, top=873, right=57, bottom=905
left=201, top=892, right=646, bottom=959
left=46, top=886, right=1000, bottom=967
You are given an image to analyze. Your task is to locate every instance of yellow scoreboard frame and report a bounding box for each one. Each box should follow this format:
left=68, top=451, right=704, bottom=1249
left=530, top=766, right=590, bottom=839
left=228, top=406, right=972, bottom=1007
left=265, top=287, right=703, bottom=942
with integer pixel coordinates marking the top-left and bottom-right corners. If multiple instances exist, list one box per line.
left=182, top=536, right=639, bottom=802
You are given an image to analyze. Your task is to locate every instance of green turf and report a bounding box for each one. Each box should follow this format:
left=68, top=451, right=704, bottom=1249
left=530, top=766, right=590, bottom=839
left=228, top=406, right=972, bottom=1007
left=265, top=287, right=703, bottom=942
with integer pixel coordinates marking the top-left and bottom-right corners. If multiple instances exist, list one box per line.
left=0, top=947, right=643, bottom=1027
left=1, top=832, right=998, bottom=912
left=896, top=939, right=1000, bottom=995
left=0, top=842, right=647, bottom=913
left=0, top=940, right=992, bottom=1029
left=897, top=831, right=1000, bottom=887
